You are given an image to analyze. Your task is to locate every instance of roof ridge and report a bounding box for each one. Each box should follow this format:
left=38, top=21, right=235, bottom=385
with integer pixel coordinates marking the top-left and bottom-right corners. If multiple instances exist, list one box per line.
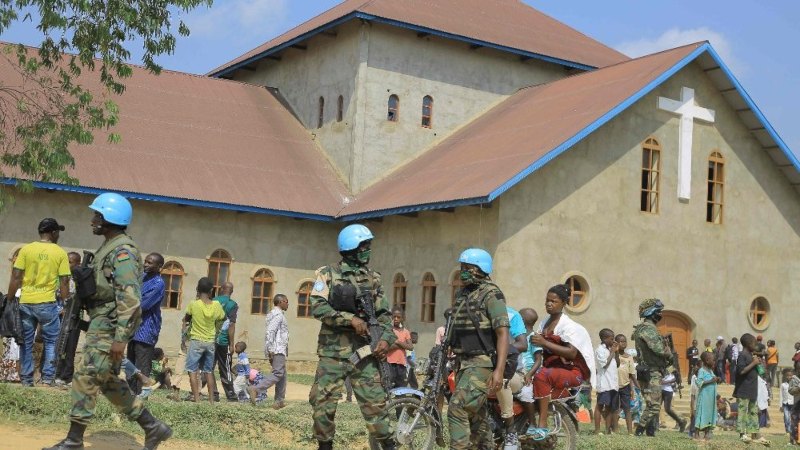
left=0, top=41, right=272, bottom=90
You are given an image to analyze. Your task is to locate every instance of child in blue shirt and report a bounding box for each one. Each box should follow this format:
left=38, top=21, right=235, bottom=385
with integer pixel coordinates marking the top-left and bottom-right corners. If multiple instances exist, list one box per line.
left=232, top=341, right=251, bottom=401
left=517, top=308, right=544, bottom=435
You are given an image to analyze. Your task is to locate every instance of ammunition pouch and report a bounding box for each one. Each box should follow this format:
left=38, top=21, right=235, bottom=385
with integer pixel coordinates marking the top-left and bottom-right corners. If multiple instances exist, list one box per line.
left=453, top=327, right=495, bottom=357
left=329, top=283, right=358, bottom=314
left=71, top=266, right=96, bottom=302
left=636, top=362, right=651, bottom=383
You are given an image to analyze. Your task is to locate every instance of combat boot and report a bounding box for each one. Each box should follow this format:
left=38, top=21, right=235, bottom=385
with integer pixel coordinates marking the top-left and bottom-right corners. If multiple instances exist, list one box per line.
left=42, top=421, right=86, bottom=450
left=318, top=441, right=333, bottom=450
left=136, top=408, right=173, bottom=450
left=380, top=438, right=398, bottom=450
left=634, top=425, right=646, bottom=436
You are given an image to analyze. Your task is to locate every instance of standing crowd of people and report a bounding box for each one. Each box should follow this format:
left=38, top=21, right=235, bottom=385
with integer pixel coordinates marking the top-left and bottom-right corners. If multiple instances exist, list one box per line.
left=2, top=200, right=800, bottom=450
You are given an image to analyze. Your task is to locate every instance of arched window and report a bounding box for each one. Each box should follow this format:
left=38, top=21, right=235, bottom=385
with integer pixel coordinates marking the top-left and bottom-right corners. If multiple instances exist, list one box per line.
left=318, top=96, right=325, bottom=128
left=640, top=137, right=661, bottom=213
left=565, top=275, right=588, bottom=311
left=421, top=272, right=437, bottom=323
left=387, top=94, right=399, bottom=122
left=393, top=273, right=407, bottom=311
left=337, top=95, right=344, bottom=122
left=450, top=271, right=463, bottom=306
left=160, top=261, right=184, bottom=309
left=207, top=249, right=232, bottom=297
left=707, top=151, right=724, bottom=224
left=297, top=281, right=314, bottom=318
left=421, top=95, right=433, bottom=128
left=748, top=296, right=770, bottom=330
left=251, top=268, right=275, bottom=315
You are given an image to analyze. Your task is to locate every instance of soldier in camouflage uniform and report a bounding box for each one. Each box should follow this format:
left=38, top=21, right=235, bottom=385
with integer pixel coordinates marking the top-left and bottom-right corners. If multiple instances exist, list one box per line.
left=308, top=224, right=397, bottom=450
left=632, top=298, right=672, bottom=437
left=448, top=248, right=510, bottom=450
left=45, top=193, right=172, bottom=450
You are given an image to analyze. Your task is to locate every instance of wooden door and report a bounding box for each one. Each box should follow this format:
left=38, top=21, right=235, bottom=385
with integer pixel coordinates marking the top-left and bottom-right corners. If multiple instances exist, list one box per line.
left=657, top=311, right=692, bottom=379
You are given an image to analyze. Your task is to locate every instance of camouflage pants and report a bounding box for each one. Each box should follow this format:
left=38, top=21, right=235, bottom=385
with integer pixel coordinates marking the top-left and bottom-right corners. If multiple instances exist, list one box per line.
left=638, top=374, right=663, bottom=431
left=309, top=356, right=392, bottom=442
left=70, top=328, right=143, bottom=425
left=448, top=366, right=494, bottom=450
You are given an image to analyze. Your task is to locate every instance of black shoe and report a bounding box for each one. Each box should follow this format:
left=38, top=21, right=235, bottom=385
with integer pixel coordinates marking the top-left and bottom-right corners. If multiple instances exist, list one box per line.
left=634, top=425, right=646, bottom=436
left=42, top=422, right=86, bottom=450
left=678, top=420, right=687, bottom=433
left=318, top=441, right=333, bottom=450
left=136, top=409, right=173, bottom=450
left=380, top=439, right=398, bottom=450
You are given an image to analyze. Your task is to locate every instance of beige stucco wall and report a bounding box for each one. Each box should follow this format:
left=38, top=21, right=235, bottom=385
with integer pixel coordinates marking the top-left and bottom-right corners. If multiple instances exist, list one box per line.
left=0, top=190, right=341, bottom=360
left=234, top=20, right=571, bottom=193
left=492, top=61, right=800, bottom=360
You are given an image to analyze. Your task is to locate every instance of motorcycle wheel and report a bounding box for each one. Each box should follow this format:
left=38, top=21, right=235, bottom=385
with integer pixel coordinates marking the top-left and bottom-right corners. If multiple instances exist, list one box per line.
left=520, top=403, right=578, bottom=450
left=378, top=396, right=439, bottom=449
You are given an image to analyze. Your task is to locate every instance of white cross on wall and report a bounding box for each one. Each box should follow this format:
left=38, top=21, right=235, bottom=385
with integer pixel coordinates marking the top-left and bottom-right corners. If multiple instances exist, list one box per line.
left=657, top=87, right=716, bottom=201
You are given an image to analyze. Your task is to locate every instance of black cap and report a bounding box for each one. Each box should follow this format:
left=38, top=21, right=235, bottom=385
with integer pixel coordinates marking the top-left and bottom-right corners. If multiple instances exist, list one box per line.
left=38, top=218, right=65, bottom=233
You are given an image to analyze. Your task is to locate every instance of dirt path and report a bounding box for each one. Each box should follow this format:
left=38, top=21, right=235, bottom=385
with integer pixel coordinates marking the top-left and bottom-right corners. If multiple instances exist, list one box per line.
left=1, top=421, right=226, bottom=450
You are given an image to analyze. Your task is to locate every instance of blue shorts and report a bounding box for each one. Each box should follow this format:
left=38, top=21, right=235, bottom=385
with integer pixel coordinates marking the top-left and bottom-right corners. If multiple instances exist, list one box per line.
left=185, top=340, right=215, bottom=373
left=597, top=389, right=619, bottom=410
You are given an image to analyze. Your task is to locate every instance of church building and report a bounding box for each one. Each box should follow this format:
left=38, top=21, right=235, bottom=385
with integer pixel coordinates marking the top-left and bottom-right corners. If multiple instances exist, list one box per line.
left=1, top=0, right=798, bottom=372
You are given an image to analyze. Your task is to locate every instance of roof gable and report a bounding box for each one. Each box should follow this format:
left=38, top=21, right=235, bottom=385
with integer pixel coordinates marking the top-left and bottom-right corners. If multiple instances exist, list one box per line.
left=338, top=42, right=799, bottom=219
left=208, top=0, right=628, bottom=77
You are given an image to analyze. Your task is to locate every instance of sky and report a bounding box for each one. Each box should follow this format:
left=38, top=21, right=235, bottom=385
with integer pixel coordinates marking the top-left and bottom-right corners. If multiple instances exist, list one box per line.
left=2, top=0, right=798, bottom=153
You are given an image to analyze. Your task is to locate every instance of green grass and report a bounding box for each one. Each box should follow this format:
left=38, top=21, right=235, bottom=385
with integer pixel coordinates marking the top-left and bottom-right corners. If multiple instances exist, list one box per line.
left=0, top=383, right=370, bottom=449
left=286, top=373, right=316, bottom=385
left=0, top=384, right=791, bottom=449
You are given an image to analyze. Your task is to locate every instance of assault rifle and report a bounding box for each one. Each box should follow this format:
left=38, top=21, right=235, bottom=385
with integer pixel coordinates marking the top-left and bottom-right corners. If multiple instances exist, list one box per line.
left=349, top=291, right=393, bottom=391
left=664, top=333, right=683, bottom=399
left=54, top=251, right=94, bottom=375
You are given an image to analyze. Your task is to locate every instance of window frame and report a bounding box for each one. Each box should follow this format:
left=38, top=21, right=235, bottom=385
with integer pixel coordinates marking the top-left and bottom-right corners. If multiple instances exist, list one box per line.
left=207, top=249, right=232, bottom=298
left=748, top=296, right=770, bottom=330
left=393, top=273, right=407, bottom=311
left=421, top=95, right=433, bottom=128
left=250, top=268, right=275, bottom=315
left=640, top=137, right=661, bottom=214
left=421, top=272, right=437, bottom=323
left=706, top=151, right=725, bottom=224
left=297, top=280, right=314, bottom=318
left=336, top=95, right=344, bottom=122
left=563, top=273, right=590, bottom=313
left=160, top=261, right=184, bottom=309
left=387, top=94, right=399, bottom=122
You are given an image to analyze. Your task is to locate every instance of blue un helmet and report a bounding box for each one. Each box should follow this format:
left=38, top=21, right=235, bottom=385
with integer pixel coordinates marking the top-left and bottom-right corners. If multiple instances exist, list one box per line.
left=458, top=248, right=493, bottom=275
left=89, top=192, right=133, bottom=226
left=337, top=224, right=374, bottom=252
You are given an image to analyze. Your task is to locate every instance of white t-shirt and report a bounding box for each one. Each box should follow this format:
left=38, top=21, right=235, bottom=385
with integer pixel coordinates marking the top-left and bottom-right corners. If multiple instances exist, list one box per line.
left=595, top=344, right=618, bottom=393
left=757, top=377, right=769, bottom=410
left=661, top=373, right=675, bottom=393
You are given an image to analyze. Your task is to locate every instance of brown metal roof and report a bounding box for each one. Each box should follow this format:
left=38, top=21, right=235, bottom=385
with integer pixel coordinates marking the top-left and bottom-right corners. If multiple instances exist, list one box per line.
left=0, top=51, right=351, bottom=219
left=339, top=43, right=705, bottom=218
left=208, top=0, right=628, bottom=76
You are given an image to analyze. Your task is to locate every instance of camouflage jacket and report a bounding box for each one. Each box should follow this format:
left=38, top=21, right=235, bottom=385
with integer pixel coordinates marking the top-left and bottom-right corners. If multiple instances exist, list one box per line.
left=88, top=233, right=143, bottom=348
left=633, top=320, right=672, bottom=372
left=310, top=260, right=397, bottom=358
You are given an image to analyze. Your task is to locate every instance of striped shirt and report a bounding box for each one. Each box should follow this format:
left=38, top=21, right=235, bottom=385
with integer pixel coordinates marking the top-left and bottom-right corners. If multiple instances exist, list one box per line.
left=265, top=306, right=289, bottom=356
left=132, top=272, right=165, bottom=345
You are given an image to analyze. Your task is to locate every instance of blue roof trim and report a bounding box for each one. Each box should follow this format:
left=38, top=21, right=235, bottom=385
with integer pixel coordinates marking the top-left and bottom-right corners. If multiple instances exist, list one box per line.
left=209, top=12, right=360, bottom=77
left=703, top=46, right=800, bottom=173
left=1, top=179, right=335, bottom=222
left=210, top=10, right=599, bottom=78
left=353, top=13, right=595, bottom=71
left=486, top=43, right=712, bottom=202
left=338, top=196, right=489, bottom=221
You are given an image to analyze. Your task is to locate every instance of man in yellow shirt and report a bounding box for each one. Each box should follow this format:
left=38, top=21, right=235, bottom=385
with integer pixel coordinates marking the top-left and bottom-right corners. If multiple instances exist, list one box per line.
left=7, top=218, right=71, bottom=386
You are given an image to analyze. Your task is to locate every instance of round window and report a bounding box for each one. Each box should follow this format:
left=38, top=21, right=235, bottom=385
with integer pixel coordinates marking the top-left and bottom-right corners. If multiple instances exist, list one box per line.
left=748, top=296, right=770, bottom=331
left=564, top=274, right=590, bottom=312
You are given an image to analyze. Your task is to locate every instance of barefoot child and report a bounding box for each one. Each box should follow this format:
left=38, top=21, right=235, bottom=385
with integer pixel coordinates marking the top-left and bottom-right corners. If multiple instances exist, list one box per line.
left=232, top=341, right=251, bottom=401
left=734, top=333, right=770, bottom=445
left=150, top=348, right=173, bottom=389
left=694, top=351, right=720, bottom=441
left=594, top=328, right=619, bottom=435
left=615, top=334, right=638, bottom=434
left=516, top=308, right=543, bottom=435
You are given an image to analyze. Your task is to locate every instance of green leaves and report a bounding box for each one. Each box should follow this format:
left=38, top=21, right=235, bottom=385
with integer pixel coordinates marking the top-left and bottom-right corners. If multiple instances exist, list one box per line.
left=0, top=0, right=210, bottom=208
